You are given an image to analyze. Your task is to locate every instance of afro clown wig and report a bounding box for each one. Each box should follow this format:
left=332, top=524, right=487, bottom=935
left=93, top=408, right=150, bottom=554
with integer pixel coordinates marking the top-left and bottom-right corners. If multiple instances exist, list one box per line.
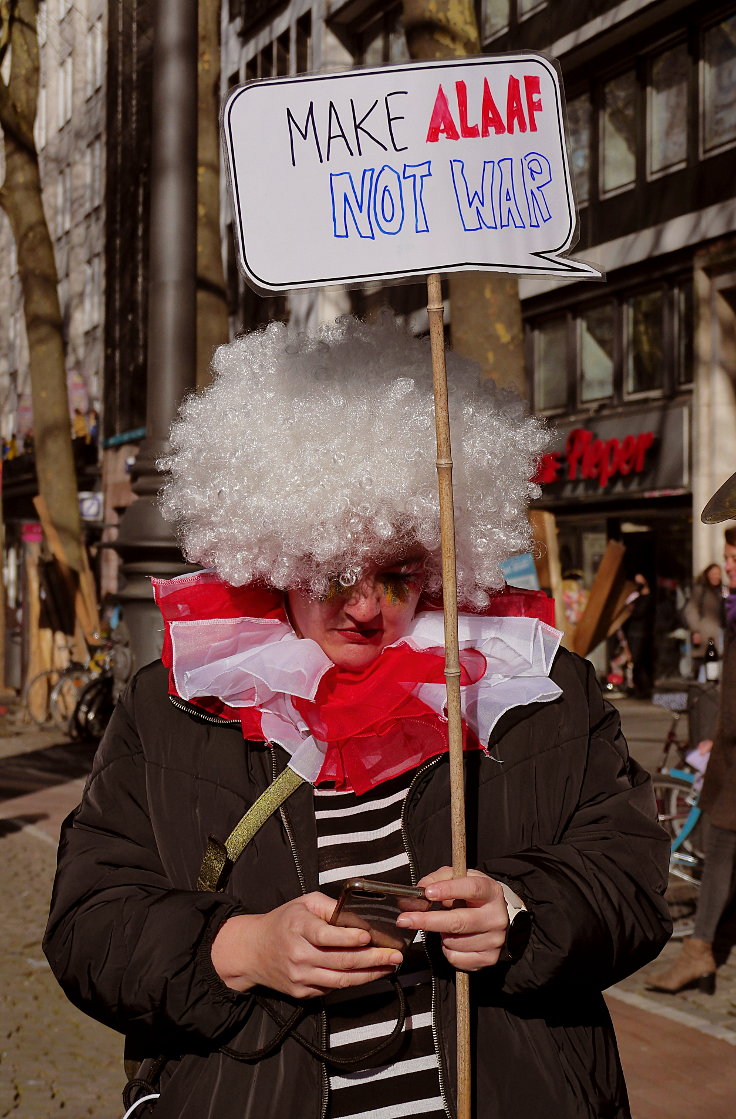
left=158, top=314, right=549, bottom=610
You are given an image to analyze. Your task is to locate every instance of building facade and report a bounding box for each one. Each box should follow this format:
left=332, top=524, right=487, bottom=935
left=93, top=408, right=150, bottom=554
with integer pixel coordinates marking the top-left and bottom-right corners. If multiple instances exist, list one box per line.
left=227, top=0, right=736, bottom=682
left=506, top=0, right=736, bottom=606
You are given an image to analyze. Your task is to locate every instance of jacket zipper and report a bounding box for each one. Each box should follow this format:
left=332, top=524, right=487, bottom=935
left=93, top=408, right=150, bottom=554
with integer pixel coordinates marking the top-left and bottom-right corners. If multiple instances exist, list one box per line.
left=401, top=755, right=453, bottom=1119
left=168, top=694, right=240, bottom=725
left=270, top=752, right=329, bottom=1119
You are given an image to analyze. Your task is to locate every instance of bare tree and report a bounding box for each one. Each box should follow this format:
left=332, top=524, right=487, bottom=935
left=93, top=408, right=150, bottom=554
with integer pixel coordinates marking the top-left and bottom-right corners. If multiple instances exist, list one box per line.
left=0, top=0, right=85, bottom=572
left=196, top=0, right=229, bottom=389
left=402, top=0, right=525, bottom=395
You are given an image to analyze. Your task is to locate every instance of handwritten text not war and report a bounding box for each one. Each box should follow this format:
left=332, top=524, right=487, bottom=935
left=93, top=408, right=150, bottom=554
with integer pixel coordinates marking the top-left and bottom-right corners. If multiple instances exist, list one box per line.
left=286, top=75, right=556, bottom=240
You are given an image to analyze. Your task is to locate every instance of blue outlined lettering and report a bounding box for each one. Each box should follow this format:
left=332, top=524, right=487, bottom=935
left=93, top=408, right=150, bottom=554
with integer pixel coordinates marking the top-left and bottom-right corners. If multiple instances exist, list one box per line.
left=330, top=169, right=375, bottom=239
left=372, top=165, right=404, bottom=235
left=522, top=152, right=552, bottom=227
left=497, top=157, right=525, bottom=229
left=449, top=159, right=497, bottom=231
left=402, top=162, right=432, bottom=233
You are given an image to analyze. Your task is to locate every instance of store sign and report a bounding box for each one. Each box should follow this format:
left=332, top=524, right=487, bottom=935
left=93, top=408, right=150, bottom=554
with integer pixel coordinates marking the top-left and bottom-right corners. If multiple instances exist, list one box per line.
left=536, top=428, right=656, bottom=489
left=222, top=55, right=602, bottom=292
left=536, top=402, right=689, bottom=503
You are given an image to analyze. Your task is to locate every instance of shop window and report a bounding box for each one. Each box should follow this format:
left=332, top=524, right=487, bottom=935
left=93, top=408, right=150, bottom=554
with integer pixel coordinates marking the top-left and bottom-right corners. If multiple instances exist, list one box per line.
left=579, top=304, right=615, bottom=402
left=567, top=93, right=591, bottom=205
left=626, top=290, right=665, bottom=395
left=649, top=43, right=689, bottom=176
left=533, top=317, right=568, bottom=412
left=702, top=15, right=736, bottom=155
left=600, top=70, right=637, bottom=196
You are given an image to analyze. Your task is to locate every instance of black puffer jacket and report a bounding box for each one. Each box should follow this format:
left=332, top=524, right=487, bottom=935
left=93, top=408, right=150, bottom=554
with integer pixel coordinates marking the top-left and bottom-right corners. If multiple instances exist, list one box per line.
left=44, top=650, right=671, bottom=1119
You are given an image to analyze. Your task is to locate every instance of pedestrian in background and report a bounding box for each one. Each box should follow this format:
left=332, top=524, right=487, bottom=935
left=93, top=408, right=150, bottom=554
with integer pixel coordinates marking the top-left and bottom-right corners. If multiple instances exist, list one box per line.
left=683, top=563, right=725, bottom=677
left=623, top=574, right=655, bottom=698
left=649, top=523, right=736, bottom=994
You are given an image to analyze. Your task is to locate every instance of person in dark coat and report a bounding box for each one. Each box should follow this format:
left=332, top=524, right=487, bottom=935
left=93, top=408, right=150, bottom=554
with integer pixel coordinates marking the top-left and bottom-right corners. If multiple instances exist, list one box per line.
left=622, top=574, right=655, bottom=698
left=649, top=522, right=736, bottom=995
left=44, top=318, right=671, bottom=1119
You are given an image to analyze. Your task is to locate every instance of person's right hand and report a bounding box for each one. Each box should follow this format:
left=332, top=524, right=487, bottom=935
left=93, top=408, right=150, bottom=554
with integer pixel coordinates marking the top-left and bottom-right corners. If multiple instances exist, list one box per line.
left=211, top=893, right=404, bottom=998
left=692, top=631, right=702, bottom=646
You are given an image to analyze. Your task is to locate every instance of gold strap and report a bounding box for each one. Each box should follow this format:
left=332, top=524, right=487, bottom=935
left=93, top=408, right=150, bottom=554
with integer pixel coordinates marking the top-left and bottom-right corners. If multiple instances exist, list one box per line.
left=196, top=766, right=305, bottom=892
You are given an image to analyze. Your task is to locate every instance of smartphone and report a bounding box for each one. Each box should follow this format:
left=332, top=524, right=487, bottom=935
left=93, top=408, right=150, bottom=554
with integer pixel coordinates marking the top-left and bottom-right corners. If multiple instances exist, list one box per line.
left=330, top=877, right=432, bottom=951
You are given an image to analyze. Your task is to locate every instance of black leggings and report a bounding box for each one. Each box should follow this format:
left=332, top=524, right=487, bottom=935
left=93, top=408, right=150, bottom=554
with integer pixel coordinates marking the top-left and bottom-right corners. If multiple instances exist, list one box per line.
left=694, top=817, right=736, bottom=942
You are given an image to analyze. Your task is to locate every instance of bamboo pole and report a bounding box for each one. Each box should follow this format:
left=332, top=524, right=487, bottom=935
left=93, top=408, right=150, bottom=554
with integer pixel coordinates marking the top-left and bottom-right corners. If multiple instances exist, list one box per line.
left=426, top=272, right=471, bottom=1119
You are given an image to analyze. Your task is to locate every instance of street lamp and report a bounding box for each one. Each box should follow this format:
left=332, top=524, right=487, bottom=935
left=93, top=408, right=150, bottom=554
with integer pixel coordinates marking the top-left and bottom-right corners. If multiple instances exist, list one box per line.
left=113, top=0, right=198, bottom=669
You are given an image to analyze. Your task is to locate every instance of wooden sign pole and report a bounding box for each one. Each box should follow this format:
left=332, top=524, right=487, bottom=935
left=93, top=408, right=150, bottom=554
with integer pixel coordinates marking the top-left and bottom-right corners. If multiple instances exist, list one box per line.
left=426, top=272, right=471, bottom=1119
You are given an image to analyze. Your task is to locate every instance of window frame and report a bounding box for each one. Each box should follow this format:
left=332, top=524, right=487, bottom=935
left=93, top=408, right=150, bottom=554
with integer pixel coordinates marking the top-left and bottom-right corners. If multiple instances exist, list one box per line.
left=699, top=13, right=736, bottom=160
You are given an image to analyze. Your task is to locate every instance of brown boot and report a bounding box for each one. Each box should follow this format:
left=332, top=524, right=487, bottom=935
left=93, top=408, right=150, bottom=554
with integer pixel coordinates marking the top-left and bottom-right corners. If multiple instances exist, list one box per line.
left=646, top=937, right=716, bottom=995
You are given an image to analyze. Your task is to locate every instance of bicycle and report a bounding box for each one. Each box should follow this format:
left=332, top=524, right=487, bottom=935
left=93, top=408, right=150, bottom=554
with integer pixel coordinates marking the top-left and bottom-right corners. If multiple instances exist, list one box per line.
left=650, top=689, right=706, bottom=885
left=649, top=685, right=718, bottom=935
left=24, top=641, right=116, bottom=732
left=70, top=640, right=133, bottom=742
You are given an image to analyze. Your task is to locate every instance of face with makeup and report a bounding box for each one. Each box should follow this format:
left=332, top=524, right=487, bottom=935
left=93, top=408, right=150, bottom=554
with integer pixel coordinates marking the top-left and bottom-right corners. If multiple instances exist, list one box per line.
left=286, top=552, right=426, bottom=670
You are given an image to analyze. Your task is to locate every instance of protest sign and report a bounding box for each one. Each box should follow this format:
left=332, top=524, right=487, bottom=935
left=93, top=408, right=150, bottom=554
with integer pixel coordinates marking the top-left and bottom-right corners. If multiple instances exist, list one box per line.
left=223, top=53, right=601, bottom=293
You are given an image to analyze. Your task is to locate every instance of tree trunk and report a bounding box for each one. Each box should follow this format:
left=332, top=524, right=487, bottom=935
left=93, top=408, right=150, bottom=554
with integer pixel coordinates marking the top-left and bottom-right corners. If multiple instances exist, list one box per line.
left=0, top=0, right=85, bottom=573
left=402, top=0, right=526, bottom=395
left=196, top=0, right=229, bottom=389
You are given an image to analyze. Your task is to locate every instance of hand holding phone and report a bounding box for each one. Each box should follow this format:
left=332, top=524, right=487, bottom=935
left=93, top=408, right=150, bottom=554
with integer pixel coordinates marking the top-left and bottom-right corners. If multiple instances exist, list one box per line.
left=330, top=878, right=433, bottom=951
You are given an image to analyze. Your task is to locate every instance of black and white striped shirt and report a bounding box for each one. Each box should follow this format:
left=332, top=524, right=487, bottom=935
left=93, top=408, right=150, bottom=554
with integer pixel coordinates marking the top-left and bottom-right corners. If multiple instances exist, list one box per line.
left=314, top=770, right=447, bottom=1119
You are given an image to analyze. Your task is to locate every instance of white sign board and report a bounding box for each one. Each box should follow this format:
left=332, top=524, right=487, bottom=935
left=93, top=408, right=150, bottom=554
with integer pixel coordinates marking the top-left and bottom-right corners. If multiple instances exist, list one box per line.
left=223, top=54, right=601, bottom=293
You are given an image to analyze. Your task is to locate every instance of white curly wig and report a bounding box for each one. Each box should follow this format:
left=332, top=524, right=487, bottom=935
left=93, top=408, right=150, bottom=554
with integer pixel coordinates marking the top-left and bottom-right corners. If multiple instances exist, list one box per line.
left=158, top=314, right=548, bottom=609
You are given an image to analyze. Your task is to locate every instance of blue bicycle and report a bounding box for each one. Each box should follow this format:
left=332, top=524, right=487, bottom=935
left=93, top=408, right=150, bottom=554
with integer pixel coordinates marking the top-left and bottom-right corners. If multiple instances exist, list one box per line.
left=650, top=690, right=705, bottom=891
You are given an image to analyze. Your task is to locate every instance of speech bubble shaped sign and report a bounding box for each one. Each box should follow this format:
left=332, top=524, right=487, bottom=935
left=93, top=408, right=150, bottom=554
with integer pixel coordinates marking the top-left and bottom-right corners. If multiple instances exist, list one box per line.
left=223, top=54, right=602, bottom=292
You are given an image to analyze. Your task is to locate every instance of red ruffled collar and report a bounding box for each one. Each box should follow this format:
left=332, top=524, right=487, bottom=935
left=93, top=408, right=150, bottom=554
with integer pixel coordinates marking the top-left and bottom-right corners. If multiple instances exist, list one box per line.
left=154, top=572, right=557, bottom=793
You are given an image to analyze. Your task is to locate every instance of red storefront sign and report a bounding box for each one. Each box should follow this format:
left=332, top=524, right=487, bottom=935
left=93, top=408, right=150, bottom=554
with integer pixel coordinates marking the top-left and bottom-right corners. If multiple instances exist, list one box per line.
left=535, top=427, right=655, bottom=489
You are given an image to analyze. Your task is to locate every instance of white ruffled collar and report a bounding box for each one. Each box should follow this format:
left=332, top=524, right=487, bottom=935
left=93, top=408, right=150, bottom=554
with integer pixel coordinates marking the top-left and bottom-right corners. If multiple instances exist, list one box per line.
left=168, top=608, right=563, bottom=784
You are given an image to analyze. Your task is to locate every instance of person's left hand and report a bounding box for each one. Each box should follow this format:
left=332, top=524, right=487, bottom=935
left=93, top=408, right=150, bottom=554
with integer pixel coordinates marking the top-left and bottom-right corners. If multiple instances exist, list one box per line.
left=396, top=867, right=508, bottom=971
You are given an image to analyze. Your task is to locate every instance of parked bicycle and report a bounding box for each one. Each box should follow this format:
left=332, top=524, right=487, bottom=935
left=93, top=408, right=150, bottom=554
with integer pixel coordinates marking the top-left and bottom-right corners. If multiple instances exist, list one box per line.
left=650, top=689, right=706, bottom=890
left=24, top=635, right=132, bottom=740
left=24, top=642, right=113, bottom=731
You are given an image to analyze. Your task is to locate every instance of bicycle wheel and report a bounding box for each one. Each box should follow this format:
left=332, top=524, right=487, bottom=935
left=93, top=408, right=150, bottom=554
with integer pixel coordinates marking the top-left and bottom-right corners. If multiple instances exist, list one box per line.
left=72, top=674, right=114, bottom=742
left=652, top=774, right=705, bottom=886
left=49, top=667, right=95, bottom=733
left=24, top=669, right=61, bottom=727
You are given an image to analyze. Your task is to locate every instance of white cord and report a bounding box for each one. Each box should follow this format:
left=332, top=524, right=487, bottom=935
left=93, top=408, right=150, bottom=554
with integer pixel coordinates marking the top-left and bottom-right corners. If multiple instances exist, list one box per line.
left=121, top=1092, right=160, bottom=1118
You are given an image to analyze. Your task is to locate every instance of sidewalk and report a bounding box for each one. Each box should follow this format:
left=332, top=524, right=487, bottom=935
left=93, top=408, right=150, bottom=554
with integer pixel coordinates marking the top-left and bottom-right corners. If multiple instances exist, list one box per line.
left=1, top=700, right=735, bottom=1117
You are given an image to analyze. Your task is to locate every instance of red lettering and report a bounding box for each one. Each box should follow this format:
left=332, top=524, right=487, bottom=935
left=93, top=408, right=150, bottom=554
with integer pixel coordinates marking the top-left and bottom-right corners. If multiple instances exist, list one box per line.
left=506, top=76, right=527, bottom=133
left=426, top=84, right=459, bottom=142
left=633, top=431, right=655, bottom=471
left=534, top=451, right=561, bottom=484
left=582, top=438, right=604, bottom=480
left=565, top=428, right=591, bottom=480
left=455, top=80, right=479, bottom=138
left=617, top=435, right=637, bottom=475
left=523, top=75, right=542, bottom=132
left=480, top=78, right=506, bottom=136
left=598, top=438, right=620, bottom=488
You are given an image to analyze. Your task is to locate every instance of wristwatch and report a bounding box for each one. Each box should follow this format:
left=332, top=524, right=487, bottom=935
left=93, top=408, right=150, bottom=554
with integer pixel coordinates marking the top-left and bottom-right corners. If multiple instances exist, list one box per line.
left=499, top=882, right=532, bottom=962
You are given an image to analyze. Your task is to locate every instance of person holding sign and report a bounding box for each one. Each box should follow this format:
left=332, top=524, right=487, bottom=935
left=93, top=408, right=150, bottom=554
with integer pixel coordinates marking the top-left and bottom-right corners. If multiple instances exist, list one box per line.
left=44, top=317, right=670, bottom=1119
